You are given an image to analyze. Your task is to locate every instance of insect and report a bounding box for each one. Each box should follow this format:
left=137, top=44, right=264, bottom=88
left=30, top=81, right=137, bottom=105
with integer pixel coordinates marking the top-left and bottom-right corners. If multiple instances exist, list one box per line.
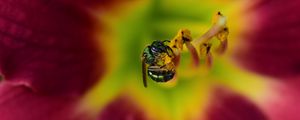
left=141, top=12, right=229, bottom=88
left=142, top=40, right=175, bottom=83
left=141, top=29, right=199, bottom=87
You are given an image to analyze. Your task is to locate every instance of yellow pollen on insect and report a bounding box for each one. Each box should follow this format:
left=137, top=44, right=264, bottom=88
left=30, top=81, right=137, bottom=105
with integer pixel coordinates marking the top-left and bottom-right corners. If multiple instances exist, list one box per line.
left=164, top=55, right=172, bottom=64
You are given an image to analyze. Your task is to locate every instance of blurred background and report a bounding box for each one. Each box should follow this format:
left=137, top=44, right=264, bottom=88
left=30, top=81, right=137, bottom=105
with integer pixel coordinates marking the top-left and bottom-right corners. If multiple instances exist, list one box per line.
left=1, top=0, right=300, bottom=120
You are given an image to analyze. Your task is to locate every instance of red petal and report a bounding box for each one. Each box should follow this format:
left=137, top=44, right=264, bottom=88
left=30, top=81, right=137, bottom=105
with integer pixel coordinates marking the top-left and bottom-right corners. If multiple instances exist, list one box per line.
left=0, top=0, right=105, bottom=95
left=0, top=82, right=89, bottom=120
left=98, top=96, right=147, bottom=120
left=235, top=0, right=300, bottom=79
left=205, top=87, right=267, bottom=120
left=259, top=80, right=300, bottom=120
left=234, top=1, right=300, bottom=119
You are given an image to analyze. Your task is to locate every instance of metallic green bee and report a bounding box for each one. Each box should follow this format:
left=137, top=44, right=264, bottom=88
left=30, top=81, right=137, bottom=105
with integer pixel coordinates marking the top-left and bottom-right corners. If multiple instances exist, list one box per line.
left=141, top=29, right=199, bottom=88
left=141, top=40, right=176, bottom=87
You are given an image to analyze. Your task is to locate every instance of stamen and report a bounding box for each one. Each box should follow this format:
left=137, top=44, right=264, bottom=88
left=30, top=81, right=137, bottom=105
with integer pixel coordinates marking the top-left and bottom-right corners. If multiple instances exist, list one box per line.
left=216, top=39, right=228, bottom=55
left=185, top=41, right=200, bottom=67
left=173, top=55, right=181, bottom=67
left=206, top=52, right=213, bottom=68
left=192, top=12, right=228, bottom=47
left=199, top=43, right=213, bottom=68
left=192, top=11, right=229, bottom=68
left=216, top=27, right=229, bottom=55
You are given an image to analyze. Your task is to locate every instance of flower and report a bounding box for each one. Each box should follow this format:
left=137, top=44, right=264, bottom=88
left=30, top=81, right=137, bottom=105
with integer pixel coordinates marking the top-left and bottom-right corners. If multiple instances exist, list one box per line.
left=0, top=0, right=300, bottom=120
left=0, top=0, right=105, bottom=119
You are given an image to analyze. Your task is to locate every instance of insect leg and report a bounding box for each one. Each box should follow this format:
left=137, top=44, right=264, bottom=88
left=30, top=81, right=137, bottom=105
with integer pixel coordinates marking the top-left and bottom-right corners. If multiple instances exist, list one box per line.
left=142, top=57, right=147, bottom=88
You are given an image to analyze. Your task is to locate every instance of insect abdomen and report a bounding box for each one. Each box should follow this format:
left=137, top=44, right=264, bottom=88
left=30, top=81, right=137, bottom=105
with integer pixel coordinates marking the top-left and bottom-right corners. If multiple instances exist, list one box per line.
left=147, top=70, right=175, bottom=82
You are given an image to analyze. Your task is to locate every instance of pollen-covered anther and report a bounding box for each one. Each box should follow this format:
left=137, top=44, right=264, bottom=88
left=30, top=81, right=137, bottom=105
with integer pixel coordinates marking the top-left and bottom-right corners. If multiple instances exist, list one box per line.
left=193, top=12, right=227, bottom=46
left=192, top=11, right=229, bottom=68
left=216, top=27, right=229, bottom=55
left=199, top=43, right=213, bottom=68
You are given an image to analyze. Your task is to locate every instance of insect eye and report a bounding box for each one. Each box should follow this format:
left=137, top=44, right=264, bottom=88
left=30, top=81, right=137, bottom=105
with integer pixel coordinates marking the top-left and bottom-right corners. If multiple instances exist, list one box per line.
left=151, top=47, right=159, bottom=52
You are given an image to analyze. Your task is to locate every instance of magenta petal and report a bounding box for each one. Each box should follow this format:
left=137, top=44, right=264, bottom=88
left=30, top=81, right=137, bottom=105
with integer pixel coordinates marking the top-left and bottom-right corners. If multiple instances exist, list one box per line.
left=0, top=0, right=105, bottom=95
left=260, top=80, right=300, bottom=120
left=236, top=0, right=300, bottom=78
left=0, top=82, right=89, bottom=120
left=98, top=96, right=147, bottom=120
left=205, top=87, right=267, bottom=120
